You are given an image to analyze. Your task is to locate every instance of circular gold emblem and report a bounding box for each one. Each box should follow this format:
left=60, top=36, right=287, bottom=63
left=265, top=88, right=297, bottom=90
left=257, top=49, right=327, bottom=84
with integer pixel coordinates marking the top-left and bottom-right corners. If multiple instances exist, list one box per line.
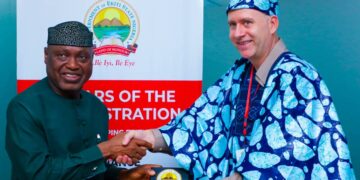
left=156, top=169, right=182, bottom=180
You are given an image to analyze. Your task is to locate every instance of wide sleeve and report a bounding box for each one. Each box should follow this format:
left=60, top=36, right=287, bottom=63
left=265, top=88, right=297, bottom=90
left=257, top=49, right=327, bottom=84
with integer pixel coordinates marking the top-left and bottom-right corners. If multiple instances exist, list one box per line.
left=5, top=100, right=106, bottom=179
left=160, top=60, right=247, bottom=179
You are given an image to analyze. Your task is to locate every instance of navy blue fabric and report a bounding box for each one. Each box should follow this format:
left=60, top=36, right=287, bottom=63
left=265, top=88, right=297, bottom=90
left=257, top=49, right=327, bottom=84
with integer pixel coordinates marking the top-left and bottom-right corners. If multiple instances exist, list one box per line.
left=230, top=64, right=264, bottom=144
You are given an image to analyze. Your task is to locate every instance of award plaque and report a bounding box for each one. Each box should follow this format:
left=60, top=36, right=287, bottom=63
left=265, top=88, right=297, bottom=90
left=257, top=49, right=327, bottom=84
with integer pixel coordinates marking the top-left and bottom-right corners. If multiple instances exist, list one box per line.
left=150, top=167, right=192, bottom=180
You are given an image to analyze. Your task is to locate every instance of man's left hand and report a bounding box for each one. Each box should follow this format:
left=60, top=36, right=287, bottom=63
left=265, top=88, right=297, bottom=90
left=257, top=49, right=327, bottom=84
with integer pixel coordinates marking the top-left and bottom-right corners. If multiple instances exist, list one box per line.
left=118, top=164, right=161, bottom=180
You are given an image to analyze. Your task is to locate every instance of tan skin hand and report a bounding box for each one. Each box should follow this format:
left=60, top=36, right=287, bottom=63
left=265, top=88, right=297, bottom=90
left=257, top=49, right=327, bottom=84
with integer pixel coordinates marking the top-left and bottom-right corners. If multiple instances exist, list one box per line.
left=117, top=164, right=161, bottom=180
left=98, top=133, right=152, bottom=163
left=116, top=130, right=156, bottom=165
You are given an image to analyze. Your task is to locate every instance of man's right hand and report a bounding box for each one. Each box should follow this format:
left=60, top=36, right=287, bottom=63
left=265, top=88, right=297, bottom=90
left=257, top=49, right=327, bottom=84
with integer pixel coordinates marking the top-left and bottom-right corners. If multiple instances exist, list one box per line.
left=122, top=130, right=155, bottom=146
left=98, top=132, right=152, bottom=164
left=116, top=130, right=156, bottom=165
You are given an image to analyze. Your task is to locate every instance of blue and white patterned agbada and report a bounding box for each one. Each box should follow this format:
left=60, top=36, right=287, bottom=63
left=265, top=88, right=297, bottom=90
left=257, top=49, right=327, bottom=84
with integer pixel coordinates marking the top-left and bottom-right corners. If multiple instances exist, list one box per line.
left=227, top=0, right=279, bottom=16
left=160, top=52, right=355, bottom=179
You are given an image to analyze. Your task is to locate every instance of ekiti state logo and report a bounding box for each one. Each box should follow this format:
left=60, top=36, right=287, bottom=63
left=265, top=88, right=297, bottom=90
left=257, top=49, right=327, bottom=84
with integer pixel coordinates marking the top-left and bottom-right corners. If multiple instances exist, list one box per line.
left=157, top=169, right=182, bottom=180
left=85, top=0, right=139, bottom=57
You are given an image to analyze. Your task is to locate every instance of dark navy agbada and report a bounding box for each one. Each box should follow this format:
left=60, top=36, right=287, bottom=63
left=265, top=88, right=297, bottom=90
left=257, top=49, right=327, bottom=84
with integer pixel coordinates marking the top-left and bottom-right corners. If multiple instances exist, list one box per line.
left=160, top=52, right=355, bottom=179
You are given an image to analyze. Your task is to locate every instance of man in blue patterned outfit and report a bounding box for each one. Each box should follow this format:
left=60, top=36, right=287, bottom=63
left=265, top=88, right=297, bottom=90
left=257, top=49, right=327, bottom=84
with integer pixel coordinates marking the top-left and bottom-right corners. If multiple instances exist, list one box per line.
left=121, top=0, right=356, bottom=179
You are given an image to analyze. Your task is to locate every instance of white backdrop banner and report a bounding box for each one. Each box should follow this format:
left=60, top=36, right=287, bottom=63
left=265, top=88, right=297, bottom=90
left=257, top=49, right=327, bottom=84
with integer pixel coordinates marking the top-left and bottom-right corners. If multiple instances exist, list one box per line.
left=17, top=0, right=203, bottom=167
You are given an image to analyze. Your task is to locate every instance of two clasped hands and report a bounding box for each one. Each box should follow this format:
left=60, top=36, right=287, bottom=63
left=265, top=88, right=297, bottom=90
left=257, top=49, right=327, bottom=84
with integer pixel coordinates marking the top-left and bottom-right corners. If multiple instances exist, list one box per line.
left=97, top=130, right=160, bottom=179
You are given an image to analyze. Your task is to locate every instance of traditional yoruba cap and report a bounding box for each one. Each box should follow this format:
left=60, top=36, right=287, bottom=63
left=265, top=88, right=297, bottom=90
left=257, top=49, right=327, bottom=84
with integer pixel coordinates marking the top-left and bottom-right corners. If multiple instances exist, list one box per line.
left=227, top=0, right=279, bottom=16
left=47, top=21, right=93, bottom=47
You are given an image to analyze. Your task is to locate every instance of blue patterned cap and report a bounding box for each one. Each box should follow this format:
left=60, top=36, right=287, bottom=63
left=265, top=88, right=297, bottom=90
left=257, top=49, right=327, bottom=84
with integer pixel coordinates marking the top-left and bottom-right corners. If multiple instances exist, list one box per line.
left=47, top=21, right=93, bottom=47
left=227, top=0, right=279, bottom=16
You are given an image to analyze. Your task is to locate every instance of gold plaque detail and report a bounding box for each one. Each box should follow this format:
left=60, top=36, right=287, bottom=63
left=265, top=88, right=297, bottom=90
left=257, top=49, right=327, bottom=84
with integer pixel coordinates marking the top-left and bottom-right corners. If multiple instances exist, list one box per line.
left=156, top=169, right=182, bottom=180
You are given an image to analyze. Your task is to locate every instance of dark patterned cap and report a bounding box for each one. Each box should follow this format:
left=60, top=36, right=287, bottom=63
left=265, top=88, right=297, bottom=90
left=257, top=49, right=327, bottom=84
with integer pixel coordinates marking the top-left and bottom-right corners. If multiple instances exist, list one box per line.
left=47, top=21, right=93, bottom=47
left=227, top=0, right=279, bottom=16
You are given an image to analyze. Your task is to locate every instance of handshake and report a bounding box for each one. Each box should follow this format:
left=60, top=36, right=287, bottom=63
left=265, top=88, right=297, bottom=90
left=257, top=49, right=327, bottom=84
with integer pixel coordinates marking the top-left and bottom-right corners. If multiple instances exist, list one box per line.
left=97, top=130, right=156, bottom=165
